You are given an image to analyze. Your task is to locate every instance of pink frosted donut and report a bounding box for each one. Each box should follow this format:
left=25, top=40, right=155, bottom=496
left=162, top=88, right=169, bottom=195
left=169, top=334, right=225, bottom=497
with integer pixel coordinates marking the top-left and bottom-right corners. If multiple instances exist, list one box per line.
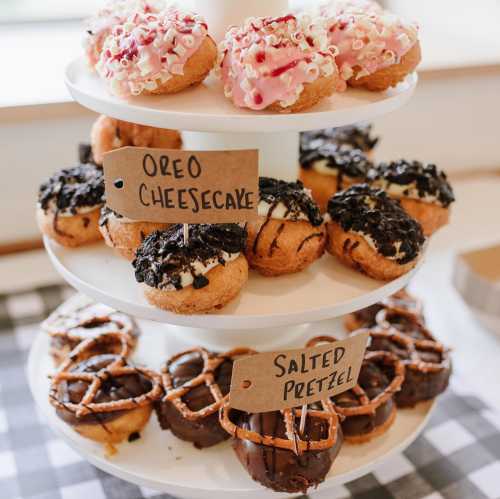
left=320, top=1, right=419, bottom=87
left=95, top=8, right=216, bottom=98
left=84, top=0, right=166, bottom=70
left=218, top=14, right=343, bottom=112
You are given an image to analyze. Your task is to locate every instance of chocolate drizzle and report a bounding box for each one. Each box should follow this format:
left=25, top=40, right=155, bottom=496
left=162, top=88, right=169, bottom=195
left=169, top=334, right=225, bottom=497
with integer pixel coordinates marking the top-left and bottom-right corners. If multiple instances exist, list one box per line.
left=259, top=177, right=323, bottom=227
left=38, top=164, right=105, bottom=215
left=301, top=124, right=379, bottom=153
left=368, top=160, right=455, bottom=207
left=133, top=224, right=247, bottom=290
left=78, top=143, right=98, bottom=166
left=327, top=184, right=425, bottom=264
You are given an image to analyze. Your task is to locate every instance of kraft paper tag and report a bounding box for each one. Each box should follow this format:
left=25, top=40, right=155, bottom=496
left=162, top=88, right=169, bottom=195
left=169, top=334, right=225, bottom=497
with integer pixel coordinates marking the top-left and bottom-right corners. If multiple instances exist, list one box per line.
left=229, top=332, right=369, bottom=413
left=103, top=147, right=259, bottom=223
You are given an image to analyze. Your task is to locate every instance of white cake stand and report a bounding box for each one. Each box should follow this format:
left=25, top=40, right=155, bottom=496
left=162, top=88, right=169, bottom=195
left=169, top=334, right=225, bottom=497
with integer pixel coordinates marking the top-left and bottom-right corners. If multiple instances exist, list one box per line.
left=31, top=0, right=435, bottom=495
left=28, top=322, right=435, bottom=499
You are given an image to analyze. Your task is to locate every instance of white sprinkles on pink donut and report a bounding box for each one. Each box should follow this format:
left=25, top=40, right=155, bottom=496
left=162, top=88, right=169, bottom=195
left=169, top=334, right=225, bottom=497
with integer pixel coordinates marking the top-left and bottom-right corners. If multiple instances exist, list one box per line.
left=218, top=14, right=342, bottom=111
left=95, top=8, right=209, bottom=97
left=320, top=1, right=418, bottom=81
left=84, top=0, right=166, bottom=70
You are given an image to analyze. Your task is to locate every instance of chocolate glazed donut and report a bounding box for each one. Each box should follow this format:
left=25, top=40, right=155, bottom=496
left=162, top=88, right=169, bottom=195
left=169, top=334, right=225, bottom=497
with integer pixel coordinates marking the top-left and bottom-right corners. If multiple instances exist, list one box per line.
left=365, top=329, right=451, bottom=408
left=156, top=347, right=255, bottom=449
left=220, top=402, right=343, bottom=494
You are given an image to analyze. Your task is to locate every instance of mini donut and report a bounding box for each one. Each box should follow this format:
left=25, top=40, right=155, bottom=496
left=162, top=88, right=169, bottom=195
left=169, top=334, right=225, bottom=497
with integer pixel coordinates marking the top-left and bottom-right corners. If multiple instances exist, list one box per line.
left=364, top=328, right=451, bottom=407
left=133, top=224, right=248, bottom=314
left=325, top=184, right=425, bottom=280
left=90, top=115, right=182, bottom=166
left=344, top=288, right=422, bottom=332
left=221, top=401, right=343, bottom=494
left=299, top=144, right=373, bottom=212
left=49, top=344, right=162, bottom=448
left=245, top=177, right=326, bottom=276
left=99, top=206, right=170, bottom=260
left=218, top=14, right=343, bottom=113
left=300, top=123, right=379, bottom=159
left=368, top=160, right=455, bottom=236
left=320, top=1, right=421, bottom=91
left=156, top=347, right=255, bottom=449
left=95, top=8, right=217, bottom=98
left=42, top=294, right=140, bottom=366
left=83, top=0, right=166, bottom=70
left=36, top=164, right=105, bottom=247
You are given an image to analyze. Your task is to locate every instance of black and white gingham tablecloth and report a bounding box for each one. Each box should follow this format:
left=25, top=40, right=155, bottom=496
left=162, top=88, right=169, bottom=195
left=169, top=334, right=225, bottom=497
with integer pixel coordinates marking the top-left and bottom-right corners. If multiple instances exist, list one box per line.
left=1, top=285, right=500, bottom=499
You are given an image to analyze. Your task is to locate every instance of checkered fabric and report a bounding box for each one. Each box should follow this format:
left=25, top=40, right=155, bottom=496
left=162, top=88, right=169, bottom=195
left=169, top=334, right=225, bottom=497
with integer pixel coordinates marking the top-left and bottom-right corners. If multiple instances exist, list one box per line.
left=1, top=285, right=500, bottom=499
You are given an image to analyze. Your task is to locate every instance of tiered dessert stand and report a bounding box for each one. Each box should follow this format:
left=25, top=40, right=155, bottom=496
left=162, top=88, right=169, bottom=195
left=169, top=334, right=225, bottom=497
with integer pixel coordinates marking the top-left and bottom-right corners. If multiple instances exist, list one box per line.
left=28, top=1, right=435, bottom=497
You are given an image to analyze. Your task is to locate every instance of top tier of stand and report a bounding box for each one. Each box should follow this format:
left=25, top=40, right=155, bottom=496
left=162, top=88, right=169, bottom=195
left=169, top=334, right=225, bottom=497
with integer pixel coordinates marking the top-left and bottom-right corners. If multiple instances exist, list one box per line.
left=65, top=61, right=417, bottom=133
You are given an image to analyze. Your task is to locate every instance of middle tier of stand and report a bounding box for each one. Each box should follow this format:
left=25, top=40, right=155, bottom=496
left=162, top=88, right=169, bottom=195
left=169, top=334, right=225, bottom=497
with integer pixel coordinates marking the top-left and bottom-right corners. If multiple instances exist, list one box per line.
left=44, top=236, right=423, bottom=331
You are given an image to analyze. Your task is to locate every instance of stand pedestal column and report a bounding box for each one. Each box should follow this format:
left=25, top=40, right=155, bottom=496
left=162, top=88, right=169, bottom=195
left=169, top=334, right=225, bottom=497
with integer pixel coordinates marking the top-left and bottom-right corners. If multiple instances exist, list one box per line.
left=182, top=131, right=300, bottom=181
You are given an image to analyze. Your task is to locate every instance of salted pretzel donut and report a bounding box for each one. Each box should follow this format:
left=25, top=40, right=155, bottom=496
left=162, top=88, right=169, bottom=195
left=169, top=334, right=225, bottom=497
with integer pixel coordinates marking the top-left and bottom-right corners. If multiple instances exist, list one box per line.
left=245, top=177, right=326, bottom=276
left=299, top=144, right=373, bottom=212
left=220, top=400, right=343, bottom=493
left=218, top=14, right=343, bottom=113
left=133, top=224, right=248, bottom=314
left=37, top=164, right=105, bottom=248
left=344, top=288, right=422, bottom=332
left=95, top=8, right=216, bottom=98
left=306, top=334, right=404, bottom=443
left=301, top=123, right=379, bottom=160
left=83, top=0, right=166, bottom=70
left=320, top=1, right=421, bottom=91
left=325, top=184, right=425, bottom=280
left=90, top=115, right=182, bottom=166
left=99, top=207, right=170, bottom=260
left=155, top=346, right=255, bottom=449
left=375, top=307, right=435, bottom=342
left=49, top=334, right=162, bottom=449
left=361, top=328, right=452, bottom=407
left=368, top=160, right=455, bottom=236
left=42, top=294, right=139, bottom=366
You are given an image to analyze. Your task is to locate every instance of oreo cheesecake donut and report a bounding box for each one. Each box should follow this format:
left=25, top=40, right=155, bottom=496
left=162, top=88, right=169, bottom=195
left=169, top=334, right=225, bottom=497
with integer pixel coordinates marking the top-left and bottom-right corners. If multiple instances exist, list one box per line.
left=37, top=164, right=105, bottom=247
left=245, top=177, right=326, bottom=276
left=344, top=288, right=422, bottom=332
left=49, top=334, right=162, bottom=448
left=220, top=401, right=343, bottom=493
left=325, top=184, right=425, bottom=280
left=83, top=0, right=166, bottom=70
left=42, top=294, right=139, bottom=366
left=78, top=143, right=97, bottom=166
left=156, top=347, right=255, bottom=449
left=320, top=0, right=421, bottom=91
left=218, top=14, right=342, bottom=113
left=368, top=160, right=455, bottom=235
left=95, top=8, right=217, bottom=98
left=133, top=224, right=248, bottom=313
left=301, top=123, right=379, bottom=159
left=299, top=144, right=373, bottom=212
left=99, top=207, right=170, bottom=260
left=90, top=115, right=182, bottom=166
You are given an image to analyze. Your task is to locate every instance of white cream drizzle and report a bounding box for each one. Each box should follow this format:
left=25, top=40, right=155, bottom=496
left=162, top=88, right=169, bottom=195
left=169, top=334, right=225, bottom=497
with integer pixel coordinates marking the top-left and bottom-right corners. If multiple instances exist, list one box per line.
left=371, top=179, right=440, bottom=205
left=161, top=251, right=240, bottom=290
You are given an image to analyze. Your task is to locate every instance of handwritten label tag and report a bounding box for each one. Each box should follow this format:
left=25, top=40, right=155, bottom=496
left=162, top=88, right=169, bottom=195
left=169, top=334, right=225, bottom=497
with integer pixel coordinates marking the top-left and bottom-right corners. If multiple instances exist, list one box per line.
left=103, top=147, right=258, bottom=223
left=229, top=332, right=369, bottom=413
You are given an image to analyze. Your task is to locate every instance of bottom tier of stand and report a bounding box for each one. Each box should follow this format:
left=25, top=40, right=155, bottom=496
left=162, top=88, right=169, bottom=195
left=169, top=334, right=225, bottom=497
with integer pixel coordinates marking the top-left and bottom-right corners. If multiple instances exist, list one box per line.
left=29, top=319, right=435, bottom=499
